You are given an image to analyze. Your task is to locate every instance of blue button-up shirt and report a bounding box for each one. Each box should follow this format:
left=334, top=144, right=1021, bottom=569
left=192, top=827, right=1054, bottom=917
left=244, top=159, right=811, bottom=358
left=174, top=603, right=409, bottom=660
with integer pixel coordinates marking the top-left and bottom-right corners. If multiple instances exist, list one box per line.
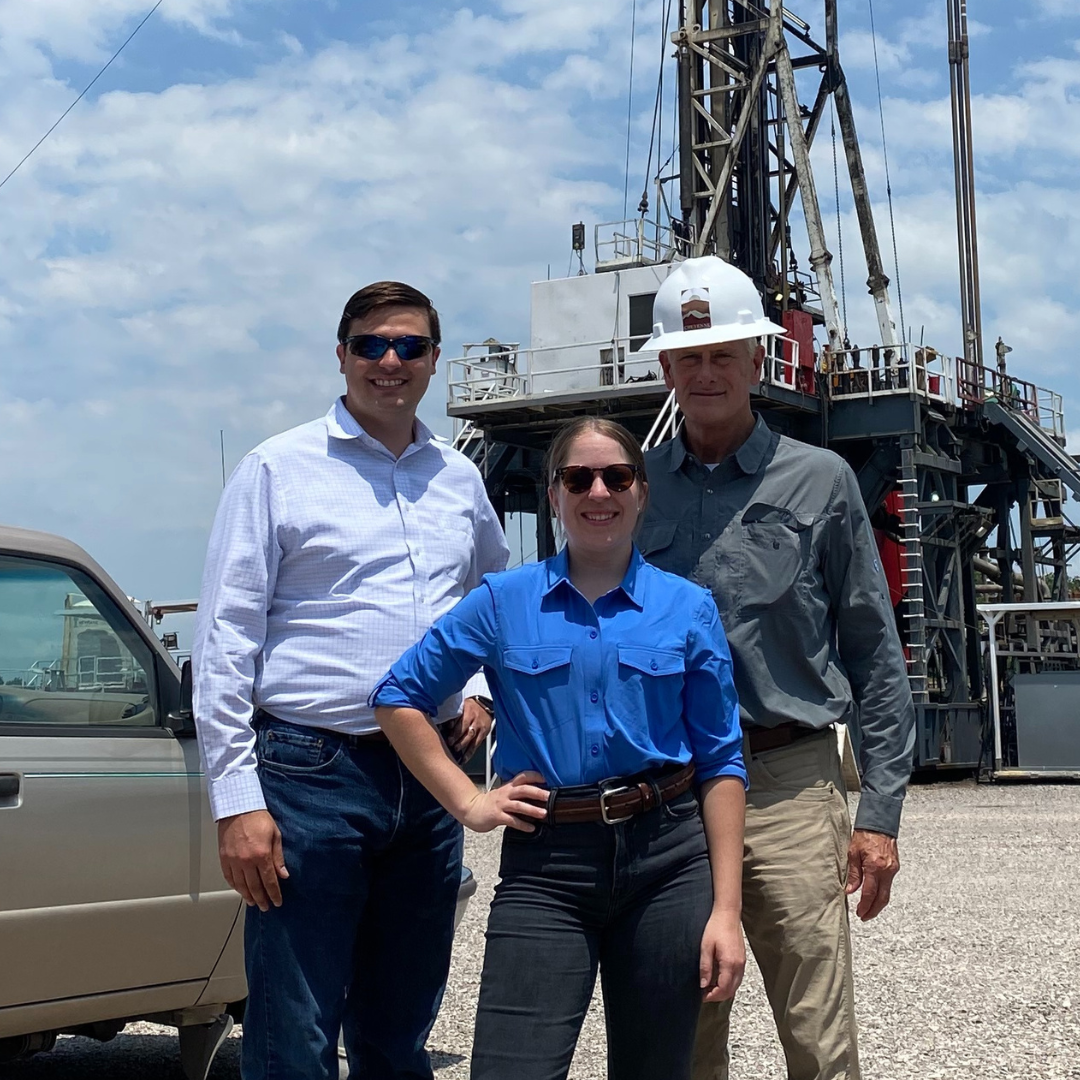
left=371, top=547, right=746, bottom=789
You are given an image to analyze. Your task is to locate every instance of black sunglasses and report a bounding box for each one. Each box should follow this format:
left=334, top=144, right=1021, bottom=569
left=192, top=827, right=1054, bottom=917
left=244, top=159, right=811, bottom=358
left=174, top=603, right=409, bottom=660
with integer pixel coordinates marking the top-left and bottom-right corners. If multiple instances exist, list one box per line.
left=554, top=464, right=640, bottom=494
left=342, top=334, right=437, bottom=361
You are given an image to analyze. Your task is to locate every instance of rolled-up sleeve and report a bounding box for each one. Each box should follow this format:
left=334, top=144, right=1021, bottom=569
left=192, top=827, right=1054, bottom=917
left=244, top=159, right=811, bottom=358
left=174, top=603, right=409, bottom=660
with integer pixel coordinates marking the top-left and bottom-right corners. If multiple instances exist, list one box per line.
left=461, top=480, right=510, bottom=702
left=371, top=580, right=499, bottom=716
left=192, top=452, right=283, bottom=821
left=683, top=594, right=747, bottom=786
left=824, top=463, right=915, bottom=836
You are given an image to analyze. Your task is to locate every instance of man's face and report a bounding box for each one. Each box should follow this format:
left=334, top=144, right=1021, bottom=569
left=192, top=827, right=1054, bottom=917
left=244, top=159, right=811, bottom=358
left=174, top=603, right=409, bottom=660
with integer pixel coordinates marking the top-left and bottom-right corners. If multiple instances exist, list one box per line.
left=336, top=305, right=439, bottom=429
left=659, top=339, right=764, bottom=430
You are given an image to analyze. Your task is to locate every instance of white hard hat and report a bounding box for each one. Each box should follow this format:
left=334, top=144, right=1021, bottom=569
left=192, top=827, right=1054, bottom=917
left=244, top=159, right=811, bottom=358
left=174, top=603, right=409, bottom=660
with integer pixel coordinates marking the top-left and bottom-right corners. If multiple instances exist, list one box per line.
left=649, top=256, right=787, bottom=352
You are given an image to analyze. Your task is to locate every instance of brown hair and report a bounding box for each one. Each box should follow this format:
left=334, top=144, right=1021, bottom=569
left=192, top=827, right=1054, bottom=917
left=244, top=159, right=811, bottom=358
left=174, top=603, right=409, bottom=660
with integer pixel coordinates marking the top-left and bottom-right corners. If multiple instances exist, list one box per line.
left=337, top=281, right=441, bottom=344
left=544, top=417, right=648, bottom=511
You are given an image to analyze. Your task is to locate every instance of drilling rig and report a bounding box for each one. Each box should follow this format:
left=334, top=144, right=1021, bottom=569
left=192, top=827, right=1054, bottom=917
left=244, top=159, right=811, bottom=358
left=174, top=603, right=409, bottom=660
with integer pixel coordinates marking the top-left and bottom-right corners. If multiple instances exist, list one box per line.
left=446, top=0, right=1080, bottom=776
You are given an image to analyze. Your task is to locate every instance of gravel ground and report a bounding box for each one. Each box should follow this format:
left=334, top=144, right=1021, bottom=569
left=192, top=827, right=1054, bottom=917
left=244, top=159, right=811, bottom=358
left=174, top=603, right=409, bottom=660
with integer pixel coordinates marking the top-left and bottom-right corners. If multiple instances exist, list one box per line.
left=3, top=782, right=1078, bottom=1079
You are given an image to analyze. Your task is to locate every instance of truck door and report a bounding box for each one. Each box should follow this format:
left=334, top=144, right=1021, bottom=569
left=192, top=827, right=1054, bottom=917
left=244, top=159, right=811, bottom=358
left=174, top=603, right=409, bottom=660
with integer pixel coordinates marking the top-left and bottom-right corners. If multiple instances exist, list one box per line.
left=0, top=554, right=240, bottom=1009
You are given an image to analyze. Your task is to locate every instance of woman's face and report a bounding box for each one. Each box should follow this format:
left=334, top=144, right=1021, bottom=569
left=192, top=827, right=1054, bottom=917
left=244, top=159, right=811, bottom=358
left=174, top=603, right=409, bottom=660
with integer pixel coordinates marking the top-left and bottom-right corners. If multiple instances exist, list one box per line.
left=547, top=431, right=646, bottom=561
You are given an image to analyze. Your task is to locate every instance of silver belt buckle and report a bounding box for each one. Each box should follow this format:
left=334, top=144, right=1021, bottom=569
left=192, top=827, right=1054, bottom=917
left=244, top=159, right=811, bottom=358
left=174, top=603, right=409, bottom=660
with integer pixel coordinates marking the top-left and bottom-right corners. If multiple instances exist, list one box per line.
left=598, top=783, right=633, bottom=825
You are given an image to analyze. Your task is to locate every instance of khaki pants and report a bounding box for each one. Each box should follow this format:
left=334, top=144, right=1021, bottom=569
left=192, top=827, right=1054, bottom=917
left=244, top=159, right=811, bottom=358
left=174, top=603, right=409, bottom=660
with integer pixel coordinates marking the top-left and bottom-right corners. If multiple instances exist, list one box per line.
left=692, top=731, right=860, bottom=1080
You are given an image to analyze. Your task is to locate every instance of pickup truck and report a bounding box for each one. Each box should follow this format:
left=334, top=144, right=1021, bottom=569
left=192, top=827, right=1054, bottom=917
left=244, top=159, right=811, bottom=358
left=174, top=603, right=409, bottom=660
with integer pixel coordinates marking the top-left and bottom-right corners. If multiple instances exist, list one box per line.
left=0, top=524, right=476, bottom=1079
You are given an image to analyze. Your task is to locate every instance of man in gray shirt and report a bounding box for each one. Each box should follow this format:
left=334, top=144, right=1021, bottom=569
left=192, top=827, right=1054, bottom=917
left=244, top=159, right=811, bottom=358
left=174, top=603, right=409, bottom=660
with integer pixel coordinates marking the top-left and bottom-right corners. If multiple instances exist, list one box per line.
left=640, top=256, right=915, bottom=1080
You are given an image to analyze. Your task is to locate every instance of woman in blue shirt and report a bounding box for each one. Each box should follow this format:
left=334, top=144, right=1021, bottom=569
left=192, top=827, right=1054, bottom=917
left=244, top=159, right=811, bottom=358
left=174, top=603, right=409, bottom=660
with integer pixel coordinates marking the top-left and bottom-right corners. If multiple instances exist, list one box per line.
left=371, top=417, right=746, bottom=1080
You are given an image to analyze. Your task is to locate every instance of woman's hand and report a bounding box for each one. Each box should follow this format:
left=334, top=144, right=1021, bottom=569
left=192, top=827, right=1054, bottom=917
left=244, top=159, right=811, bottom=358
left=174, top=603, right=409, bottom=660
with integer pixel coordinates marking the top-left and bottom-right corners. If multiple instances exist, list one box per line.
left=460, top=771, right=549, bottom=833
left=699, top=910, right=745, bottom=1002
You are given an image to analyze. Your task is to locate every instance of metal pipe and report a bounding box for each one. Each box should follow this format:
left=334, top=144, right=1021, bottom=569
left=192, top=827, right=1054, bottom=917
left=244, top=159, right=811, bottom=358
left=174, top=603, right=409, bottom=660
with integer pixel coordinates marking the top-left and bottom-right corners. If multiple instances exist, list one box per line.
left=984, top=610, right=1004, bottom=771
left=774, top=29, right=844, bottom=348
left=676, top=3, right=695, bottom=221
left=832, top=75, right=898, bottom=346
left=948, top=0, right=984, bottom=372
left=959, top=0, right=983, bottom=367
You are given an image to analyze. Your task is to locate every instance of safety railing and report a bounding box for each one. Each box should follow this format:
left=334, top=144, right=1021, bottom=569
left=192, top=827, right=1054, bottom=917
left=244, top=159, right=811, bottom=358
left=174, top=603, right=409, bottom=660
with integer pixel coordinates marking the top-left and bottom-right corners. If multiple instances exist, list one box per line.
left=822, top=343, right=955, bottom=407
left=759, top=336, right=806, bottom=393
left=957, top=362, right=1064, bottom=438
left=594, top=218, right=693, bottom=270
left=447, top=336, right=667, bottom=407
left=987, top=371, right=1064, bottom=439
left=449, top=334, right=810, bottom=411
left=643, top=390, right=680, bottom=451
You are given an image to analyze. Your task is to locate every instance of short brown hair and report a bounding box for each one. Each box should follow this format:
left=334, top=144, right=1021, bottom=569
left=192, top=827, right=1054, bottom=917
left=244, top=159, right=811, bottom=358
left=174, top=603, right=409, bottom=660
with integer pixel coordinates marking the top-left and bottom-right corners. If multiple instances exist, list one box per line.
left=337, top=281, right=441, bottom=344
left=544, top=417, right=648, bottom=511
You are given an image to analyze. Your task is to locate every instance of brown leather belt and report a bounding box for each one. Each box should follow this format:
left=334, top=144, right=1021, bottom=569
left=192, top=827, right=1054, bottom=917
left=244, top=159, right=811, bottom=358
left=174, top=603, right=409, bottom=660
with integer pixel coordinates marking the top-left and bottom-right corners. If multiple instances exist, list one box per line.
left=547, top=763, right=696, bottom=826
left=745, top=721, right=823, bottom=756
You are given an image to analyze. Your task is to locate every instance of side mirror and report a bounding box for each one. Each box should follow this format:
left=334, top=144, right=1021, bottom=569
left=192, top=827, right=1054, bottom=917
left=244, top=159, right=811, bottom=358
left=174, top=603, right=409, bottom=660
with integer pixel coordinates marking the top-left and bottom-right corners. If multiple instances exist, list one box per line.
left=167, top=659, right=196, bottom=737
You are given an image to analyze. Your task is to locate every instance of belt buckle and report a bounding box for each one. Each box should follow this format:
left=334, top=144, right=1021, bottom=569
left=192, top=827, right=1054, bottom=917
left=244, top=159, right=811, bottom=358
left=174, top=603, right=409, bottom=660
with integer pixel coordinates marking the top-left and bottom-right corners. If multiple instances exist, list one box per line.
left=598, top=783, right=632, bottom=825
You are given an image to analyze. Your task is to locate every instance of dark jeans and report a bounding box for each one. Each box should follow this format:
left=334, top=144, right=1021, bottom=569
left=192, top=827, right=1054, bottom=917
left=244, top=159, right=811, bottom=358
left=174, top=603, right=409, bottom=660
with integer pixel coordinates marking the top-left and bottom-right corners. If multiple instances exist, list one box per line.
left=471, top=787, right=713, bottom=1080
left=242, top=714, right=463, bottom=1080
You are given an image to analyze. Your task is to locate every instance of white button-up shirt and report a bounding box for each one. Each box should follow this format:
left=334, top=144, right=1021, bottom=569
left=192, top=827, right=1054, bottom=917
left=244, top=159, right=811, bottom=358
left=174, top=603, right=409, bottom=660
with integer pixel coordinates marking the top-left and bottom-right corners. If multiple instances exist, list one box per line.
left=192, top=398, right=509, bottom=820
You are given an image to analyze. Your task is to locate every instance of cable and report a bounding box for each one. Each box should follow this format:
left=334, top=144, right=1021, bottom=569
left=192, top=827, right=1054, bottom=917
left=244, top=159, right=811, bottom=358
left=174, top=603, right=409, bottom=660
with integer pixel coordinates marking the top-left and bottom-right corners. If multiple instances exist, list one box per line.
left=830, top=95, right=848, bottom=341
left=0, top=0, right=166, bottom=194
left=622, top=0, right=638, bottom=220
left=640, top=0, right=674, bottom=217
left=867, top=0, right=907, bottom=345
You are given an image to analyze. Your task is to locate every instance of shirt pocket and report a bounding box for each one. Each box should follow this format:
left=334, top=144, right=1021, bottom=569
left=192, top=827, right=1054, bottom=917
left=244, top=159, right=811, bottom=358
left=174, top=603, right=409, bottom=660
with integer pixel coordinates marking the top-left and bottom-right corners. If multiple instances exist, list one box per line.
left=614, top=645, right=686, bottom=739
left=502, top=645, right=575, bottom=727
left=740, top=504, right=817, bottom=613
left=423, top=519, right=474, bottom=588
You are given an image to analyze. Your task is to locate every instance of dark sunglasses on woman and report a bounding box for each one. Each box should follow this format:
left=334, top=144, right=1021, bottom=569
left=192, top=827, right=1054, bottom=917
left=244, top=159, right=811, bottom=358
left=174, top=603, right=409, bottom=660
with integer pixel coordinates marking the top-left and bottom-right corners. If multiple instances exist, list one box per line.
left=554, top=464, right=640, bottom=494
left=342, top=334, right=437, bottom=361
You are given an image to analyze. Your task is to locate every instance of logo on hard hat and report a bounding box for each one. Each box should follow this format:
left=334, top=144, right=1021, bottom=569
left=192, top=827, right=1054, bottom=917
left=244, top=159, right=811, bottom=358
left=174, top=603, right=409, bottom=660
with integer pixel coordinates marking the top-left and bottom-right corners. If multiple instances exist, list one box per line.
left=681, top=288, right=711, bottom=332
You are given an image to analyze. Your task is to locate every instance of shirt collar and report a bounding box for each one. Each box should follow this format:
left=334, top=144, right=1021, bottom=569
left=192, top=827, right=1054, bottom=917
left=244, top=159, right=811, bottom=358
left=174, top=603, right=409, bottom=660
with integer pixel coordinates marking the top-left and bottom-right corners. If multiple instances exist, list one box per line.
left=325, top=397, right=434, bottom=457
left=732, top=413, right=773, bottom=475
left=542, top=545, right=646, bottom=610
left=668, top=412, right=772, bottom=476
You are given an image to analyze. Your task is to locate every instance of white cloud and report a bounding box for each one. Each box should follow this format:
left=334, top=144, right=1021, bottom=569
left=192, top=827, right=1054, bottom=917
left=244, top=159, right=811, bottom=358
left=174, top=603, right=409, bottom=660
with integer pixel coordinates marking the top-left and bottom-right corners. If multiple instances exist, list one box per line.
left=838, top=4, right=948, bottom=73
left=0, top=2, right=627, bottom=597
left=0, top=0, right=251, bottom=64
left=1035, top=0, right=1080, bottom=19
left=1, top=0, right=1079, bottom=609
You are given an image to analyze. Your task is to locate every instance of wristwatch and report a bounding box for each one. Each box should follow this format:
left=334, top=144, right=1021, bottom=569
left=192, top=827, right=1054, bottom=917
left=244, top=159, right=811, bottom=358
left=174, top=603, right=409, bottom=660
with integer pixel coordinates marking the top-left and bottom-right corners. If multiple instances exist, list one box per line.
left=471, top=695, right=495, bottom=720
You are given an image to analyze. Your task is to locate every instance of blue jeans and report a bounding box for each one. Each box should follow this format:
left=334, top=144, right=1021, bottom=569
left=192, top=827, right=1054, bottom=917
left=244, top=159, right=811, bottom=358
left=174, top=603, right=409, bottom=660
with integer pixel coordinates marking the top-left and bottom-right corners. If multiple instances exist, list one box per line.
left=242, top=714, right=463, bottom=1080
left=470, top=786, right=713, bottom=1080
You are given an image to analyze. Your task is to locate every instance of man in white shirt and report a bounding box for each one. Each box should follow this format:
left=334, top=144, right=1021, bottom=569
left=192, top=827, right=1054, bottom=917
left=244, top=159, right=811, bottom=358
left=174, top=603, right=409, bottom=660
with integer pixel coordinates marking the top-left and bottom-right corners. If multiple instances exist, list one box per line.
left=193, top=281, right=509, bottom=1080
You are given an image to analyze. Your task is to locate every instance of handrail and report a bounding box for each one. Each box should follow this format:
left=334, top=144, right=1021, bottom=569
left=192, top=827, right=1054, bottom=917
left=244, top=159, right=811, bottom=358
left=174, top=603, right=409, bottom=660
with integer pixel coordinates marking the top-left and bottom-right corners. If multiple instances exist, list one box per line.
left=593, top=218, right=692, bottom=268
left=822, top=343, right=955, bottom=407
left=448, top=330, right=1066, bottom=444
left=447, top=335, right=666, bottom=406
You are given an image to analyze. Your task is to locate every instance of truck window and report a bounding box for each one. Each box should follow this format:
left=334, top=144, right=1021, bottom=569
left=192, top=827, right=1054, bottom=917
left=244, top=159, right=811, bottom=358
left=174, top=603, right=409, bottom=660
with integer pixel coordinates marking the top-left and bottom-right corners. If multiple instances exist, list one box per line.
left=0, top=556, right=156, bottom=729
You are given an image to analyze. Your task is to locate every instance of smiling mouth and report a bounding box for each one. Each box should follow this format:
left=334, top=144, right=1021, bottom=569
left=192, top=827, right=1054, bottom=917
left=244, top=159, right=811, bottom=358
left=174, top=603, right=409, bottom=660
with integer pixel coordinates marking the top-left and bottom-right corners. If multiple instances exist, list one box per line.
left=582, top=511, right=617, bottom=522
left=372, top=378, right=407, bottom=388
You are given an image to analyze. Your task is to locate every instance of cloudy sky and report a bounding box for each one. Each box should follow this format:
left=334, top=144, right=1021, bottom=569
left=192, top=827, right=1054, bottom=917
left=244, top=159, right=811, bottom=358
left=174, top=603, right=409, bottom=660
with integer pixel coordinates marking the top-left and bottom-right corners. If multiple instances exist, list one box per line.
left=1, top=0, right=1078, bottom=616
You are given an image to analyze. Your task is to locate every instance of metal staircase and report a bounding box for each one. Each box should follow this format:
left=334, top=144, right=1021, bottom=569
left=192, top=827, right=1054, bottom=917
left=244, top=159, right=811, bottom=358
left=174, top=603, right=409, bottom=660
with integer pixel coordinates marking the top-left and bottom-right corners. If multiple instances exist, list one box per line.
left=984, top=400, right=1080, bottom=500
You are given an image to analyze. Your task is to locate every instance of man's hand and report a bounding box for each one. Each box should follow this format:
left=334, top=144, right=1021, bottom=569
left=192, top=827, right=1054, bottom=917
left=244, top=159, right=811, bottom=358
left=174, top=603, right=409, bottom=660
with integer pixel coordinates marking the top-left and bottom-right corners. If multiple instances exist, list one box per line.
left=445, top=696, right=493, bottom=761
left=699, top=911, right=746, bottom=1002
left=845, top=828, right=899, bottom=921
left=459, top=771, right=548, bottom=833
left=218, top=809, right=289, bottom=912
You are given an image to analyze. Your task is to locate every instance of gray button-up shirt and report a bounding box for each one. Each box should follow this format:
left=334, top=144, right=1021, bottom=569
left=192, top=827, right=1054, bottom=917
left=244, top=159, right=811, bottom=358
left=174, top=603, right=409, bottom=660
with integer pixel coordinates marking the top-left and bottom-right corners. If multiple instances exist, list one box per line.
left=641, top=414, right=915, bottom=836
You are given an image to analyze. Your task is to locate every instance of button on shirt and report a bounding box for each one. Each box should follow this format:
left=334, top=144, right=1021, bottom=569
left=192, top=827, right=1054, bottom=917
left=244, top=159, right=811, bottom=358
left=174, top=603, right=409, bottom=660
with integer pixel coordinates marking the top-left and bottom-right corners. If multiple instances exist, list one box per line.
left=371, top=547, right=746, bottom=789
left=640, top=415, right=915, bottom=836
left=193, top=398, right=509, bottom=820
